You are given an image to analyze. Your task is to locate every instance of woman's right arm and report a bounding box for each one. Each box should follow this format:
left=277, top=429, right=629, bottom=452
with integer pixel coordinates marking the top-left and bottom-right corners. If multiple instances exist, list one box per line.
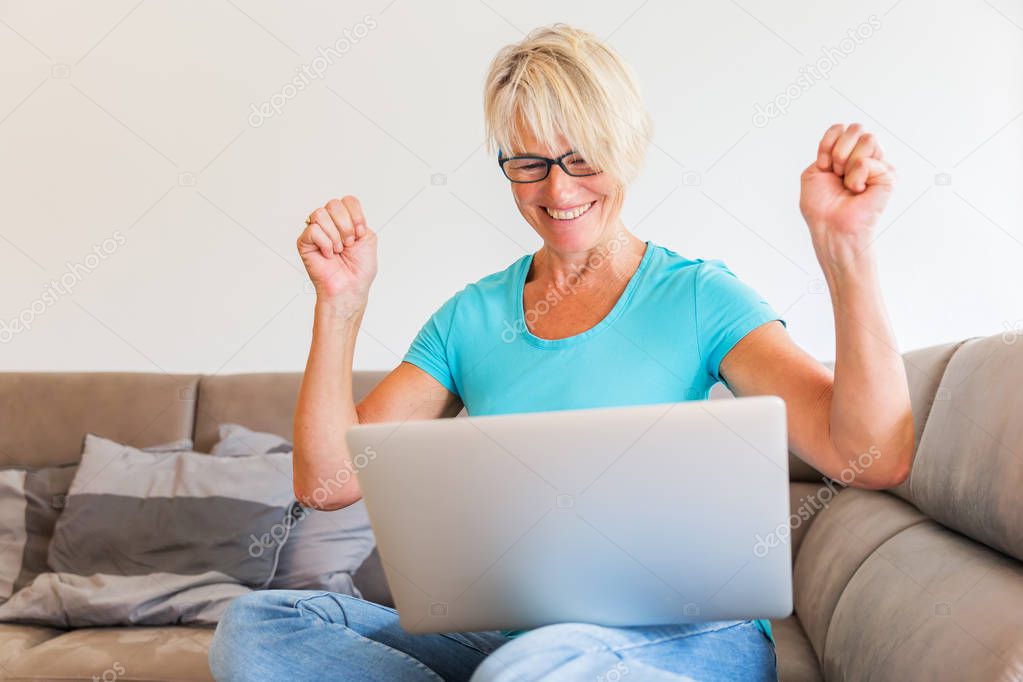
left=293, top=196, right=462, bottom=511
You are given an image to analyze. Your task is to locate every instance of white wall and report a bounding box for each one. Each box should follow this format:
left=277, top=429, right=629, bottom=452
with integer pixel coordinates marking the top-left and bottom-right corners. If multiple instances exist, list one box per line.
left=1, top=0, right=1020, bottom=373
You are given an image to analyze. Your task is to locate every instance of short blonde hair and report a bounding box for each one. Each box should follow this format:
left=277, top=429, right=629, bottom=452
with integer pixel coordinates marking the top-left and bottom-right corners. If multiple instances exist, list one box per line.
left=483, top=23, right=653, bottom=186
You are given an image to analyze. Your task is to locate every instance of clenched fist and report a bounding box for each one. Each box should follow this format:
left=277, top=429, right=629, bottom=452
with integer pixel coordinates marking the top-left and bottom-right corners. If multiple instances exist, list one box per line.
left=800, top=123, right=896, bottom=272
left=297, top=196, right=378, bottom=309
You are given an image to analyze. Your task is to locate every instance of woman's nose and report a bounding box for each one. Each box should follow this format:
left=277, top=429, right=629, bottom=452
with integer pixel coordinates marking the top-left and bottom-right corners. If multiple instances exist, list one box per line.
left=544, top=163, right=577, bottom=202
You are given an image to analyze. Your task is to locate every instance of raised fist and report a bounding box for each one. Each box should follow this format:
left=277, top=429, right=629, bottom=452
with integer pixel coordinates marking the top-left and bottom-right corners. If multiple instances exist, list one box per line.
left=297, top=196, right=378, bottom=308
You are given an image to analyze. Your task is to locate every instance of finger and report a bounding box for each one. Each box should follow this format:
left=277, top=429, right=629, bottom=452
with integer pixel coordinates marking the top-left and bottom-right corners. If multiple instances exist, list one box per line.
left=844, top=157, right=895, bottom=193
left=870, top=137, right=885, bottom=161
left=341, top=195, right=366, bottom=242
left=311, top=207, right=343, bottom=253
left=845, top=132, right=878, bottom=175
left=831, top=123, right=865, bottom=176
left=325, top=198, right=356, bottom=249
left=816, top=123, right=846, bottom=171
left=308, top=223, right=334, bottom=259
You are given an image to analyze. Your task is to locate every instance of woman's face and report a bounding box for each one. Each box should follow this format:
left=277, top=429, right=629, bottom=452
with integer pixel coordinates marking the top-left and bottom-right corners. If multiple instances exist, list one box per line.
left=507, top=128, right=625, bottom=254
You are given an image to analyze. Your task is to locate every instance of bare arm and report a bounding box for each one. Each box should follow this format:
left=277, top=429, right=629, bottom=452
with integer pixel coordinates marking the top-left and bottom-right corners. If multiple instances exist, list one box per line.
left=293, top=302, right=461, bottom=509
left=292, top=300, right=362, bottom=510
left=293, top=195, right=461, bottom=510
left=718, top=123, right=913, bottom=490
left=720, top=319, right=912, bottom=490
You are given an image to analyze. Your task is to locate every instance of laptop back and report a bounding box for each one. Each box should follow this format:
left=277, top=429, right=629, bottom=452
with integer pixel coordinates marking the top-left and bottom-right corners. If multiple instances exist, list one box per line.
left=346, top=396, right=792, bottom=633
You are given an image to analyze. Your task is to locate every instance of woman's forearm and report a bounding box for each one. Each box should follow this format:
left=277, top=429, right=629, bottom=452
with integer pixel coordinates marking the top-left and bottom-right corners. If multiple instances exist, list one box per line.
left=823, top=251, right=914, bottom=486
left=292, top=298, right=366, bottom=509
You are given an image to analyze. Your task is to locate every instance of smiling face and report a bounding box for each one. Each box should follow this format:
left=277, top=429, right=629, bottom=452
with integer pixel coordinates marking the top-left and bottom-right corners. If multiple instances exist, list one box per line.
left=507, top=127, right=626, bottom=254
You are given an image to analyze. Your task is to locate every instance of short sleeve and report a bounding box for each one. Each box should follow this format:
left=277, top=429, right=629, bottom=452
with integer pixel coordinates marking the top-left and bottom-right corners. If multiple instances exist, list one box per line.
left=402, top=291, right=462, bottom=396
left=695, top=259, right=787, bottom=384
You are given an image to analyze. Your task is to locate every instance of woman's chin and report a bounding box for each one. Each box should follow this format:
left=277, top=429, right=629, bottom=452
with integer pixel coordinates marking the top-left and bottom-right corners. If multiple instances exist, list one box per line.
left=537, top=207, right=604, bottom=248
left=543, top=227, right=598, bottom=251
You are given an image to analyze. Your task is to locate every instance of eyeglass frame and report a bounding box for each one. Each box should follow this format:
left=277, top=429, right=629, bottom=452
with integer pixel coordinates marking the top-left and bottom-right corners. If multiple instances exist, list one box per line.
left=497, top=149, right=602, bottom=183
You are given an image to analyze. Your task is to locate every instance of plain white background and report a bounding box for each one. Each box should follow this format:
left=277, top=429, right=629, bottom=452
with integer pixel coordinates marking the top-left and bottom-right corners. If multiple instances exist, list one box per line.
left=1, top=0, right=1020, bottom=374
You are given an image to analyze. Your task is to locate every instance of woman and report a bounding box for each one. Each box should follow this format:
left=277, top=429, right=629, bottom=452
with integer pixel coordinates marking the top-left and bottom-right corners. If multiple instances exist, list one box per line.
left=210, top=23, right=912, bottom=681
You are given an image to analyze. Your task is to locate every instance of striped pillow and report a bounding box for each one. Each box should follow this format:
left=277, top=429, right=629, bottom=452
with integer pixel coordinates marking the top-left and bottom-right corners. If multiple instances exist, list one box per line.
left=0, top=438, right=192, bottom=607
left=0, top=434, right=295, bottom=627
left=212, top=423, right=375, bottom=595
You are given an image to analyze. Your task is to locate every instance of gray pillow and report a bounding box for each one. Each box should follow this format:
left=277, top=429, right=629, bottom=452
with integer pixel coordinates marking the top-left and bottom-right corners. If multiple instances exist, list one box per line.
left=0, top=438, right=192, bottom=606
left=213, top=423, right=375, bottom=595
left=0, top=434, right=294, bottom=626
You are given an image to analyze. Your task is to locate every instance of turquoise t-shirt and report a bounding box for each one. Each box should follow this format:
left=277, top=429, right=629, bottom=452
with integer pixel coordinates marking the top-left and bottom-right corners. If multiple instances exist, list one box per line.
left=402, top=240, right=786, bottom=642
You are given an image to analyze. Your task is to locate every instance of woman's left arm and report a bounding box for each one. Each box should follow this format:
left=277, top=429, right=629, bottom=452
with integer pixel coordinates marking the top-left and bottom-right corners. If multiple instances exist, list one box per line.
left=718, top=122, right=914, bottom=490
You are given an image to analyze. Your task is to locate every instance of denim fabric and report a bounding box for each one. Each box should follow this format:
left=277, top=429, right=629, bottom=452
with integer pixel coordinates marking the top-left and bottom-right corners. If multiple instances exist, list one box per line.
left=209, top=590, right=777, bottom=681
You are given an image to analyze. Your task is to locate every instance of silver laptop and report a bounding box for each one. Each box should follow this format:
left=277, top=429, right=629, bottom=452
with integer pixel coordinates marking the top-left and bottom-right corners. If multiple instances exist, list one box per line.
left=345, top=396, right=793, bottom=634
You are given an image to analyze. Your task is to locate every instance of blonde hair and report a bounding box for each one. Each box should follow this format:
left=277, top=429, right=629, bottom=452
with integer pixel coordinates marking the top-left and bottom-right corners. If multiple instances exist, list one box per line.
left=483, top=23, right=653, bottom=187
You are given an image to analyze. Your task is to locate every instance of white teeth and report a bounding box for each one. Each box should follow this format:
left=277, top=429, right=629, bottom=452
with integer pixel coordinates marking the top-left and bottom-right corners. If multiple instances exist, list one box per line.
left=545, top=202, right=593, bottom=220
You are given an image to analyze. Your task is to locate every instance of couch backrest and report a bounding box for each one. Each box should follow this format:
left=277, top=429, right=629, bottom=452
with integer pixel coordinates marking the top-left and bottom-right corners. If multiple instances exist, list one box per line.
left=0, top=371, right=391, bottom=467
left=790, top=334, right=1023, bottom=681
left=0, top=372, right=200, bottom=467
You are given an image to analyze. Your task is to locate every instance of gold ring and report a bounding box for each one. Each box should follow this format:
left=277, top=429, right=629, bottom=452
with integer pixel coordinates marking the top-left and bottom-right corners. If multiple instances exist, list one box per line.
left=305, top=214, right=314, bottom=225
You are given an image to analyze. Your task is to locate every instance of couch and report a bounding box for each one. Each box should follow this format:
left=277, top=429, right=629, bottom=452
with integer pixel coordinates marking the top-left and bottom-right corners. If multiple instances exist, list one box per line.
left=1, top=331, right=1021, bottom=681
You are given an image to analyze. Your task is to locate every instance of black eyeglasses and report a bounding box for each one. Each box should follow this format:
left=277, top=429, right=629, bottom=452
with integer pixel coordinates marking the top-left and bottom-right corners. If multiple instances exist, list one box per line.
left=497, top=149, right=601, bottom=183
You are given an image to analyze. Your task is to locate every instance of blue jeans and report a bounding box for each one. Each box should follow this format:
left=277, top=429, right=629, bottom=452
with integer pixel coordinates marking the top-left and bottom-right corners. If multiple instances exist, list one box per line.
left=209, top=590, right=777, bottom=681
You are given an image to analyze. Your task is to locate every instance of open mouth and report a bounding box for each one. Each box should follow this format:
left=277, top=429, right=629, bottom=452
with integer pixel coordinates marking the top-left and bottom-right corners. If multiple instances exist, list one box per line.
left=543, top=200, right=596, bottom=222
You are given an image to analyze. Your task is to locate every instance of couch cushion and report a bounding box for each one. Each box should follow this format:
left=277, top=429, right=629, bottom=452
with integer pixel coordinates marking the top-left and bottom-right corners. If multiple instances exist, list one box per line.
left=0, top=372, right=198, bottom=467
left=772, top=615, right=823, bottom=682
left=793, top=489, right=926, bottom=659
left=352, top=546, right=394, bottom=607
left=824, top=521, right=1023, bottom=681
left=0, top=623, right=62, bottom=669
left=788, top=481, right=842, bottom=561
left=193, top=371, right=388, bottom=453
left=888, top=339, right=967, bottom=501
left=2, top=626, right=214, bottom=681
left=901, top=334, right=1023, bottom=563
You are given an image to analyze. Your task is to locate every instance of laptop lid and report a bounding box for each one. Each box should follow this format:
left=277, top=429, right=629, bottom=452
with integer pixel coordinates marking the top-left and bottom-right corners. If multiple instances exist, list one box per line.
left=345, top=396, right=792, bottom=634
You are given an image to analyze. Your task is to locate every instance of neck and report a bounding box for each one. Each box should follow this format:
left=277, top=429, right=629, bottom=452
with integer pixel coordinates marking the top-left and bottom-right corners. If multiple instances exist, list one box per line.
left=531, top=222, right=646, bottom=291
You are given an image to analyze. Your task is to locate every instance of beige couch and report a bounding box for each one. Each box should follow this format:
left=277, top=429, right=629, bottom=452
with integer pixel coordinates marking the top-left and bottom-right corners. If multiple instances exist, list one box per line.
left=1, top=331, right=1021, bottom=681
